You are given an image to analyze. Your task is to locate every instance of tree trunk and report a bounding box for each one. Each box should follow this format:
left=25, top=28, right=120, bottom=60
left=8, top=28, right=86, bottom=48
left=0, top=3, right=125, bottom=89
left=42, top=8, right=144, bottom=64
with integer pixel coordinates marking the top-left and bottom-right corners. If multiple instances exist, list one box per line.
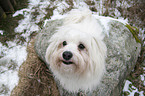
left=10, top=0, right=16, bottom=9
left=0, top=6, right=6, bottom=19
left=0, top=0, right=14, bottom=14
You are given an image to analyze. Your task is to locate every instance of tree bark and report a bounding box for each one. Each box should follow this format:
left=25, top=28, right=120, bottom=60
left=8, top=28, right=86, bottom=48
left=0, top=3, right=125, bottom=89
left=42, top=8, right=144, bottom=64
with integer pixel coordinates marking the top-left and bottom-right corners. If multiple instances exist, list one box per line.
left=10, top=0, right=16, bottom=9
left=0, top=0, right=14, bottom=14
left=0, top=6, right=6, bottom=19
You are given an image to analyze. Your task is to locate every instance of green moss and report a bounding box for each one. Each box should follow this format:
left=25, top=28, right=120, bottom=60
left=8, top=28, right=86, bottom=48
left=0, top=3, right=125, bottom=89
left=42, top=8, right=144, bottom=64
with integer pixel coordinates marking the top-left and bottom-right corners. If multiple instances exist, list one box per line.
left=123, top=91, right=130, bottom=96
left=1, top=13, right=7, bottom=19
left=125, top=24, right=141, bottom=43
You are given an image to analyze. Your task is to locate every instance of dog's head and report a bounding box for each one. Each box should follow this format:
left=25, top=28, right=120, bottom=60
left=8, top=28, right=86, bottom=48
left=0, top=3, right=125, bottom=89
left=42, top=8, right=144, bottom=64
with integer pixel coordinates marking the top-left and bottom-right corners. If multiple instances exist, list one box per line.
left=45, top=28, right=90, bottom=75
left=45, top=8, right=107, bottom=92
left=45, top=25, right=106, bottom=79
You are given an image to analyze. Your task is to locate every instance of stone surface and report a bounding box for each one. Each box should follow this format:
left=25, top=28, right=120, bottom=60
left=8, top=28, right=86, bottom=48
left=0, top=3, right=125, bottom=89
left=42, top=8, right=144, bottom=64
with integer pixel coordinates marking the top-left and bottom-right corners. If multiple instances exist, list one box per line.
left=34, top=18, right=141, bottom=96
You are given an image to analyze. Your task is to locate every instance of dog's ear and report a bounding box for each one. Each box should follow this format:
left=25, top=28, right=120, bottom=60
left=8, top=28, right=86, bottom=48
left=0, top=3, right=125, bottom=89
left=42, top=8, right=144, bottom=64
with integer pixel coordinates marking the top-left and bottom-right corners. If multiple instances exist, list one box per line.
left=93, top=37, right=107, bottom=57
left=45, top=37, right=60, bottom=64
left=88, top=37, right=107, bottom=74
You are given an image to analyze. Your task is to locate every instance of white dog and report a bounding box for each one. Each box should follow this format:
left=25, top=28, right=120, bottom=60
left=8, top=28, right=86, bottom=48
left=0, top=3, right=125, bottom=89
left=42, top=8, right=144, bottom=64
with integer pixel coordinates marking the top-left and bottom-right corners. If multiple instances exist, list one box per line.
left=45, top=8, right=107, bottom=92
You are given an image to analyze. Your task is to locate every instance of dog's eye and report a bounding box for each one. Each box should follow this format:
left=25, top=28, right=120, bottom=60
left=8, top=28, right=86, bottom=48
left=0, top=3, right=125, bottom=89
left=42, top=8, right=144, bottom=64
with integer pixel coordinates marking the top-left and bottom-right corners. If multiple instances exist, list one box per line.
left=78, top=44, right=85, bottom=50
left=62, top=41, right=67, bottom=46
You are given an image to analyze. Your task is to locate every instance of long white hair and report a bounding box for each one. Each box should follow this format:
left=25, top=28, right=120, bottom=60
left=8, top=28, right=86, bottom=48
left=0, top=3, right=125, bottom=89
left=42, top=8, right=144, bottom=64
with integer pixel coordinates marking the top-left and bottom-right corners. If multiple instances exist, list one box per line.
left=45, top=8, right=107, bottom=92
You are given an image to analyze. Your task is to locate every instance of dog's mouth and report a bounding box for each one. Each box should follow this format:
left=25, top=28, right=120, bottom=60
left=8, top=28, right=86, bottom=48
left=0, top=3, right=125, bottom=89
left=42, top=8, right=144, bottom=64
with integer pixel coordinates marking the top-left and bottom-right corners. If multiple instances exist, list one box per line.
left=62, top=61, right=73, bottom=65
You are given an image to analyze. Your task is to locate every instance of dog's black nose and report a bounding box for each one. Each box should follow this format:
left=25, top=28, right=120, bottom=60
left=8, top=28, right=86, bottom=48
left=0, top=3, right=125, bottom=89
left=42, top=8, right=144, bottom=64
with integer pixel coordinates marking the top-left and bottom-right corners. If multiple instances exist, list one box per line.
left=63, top=51, right=73, bottom=60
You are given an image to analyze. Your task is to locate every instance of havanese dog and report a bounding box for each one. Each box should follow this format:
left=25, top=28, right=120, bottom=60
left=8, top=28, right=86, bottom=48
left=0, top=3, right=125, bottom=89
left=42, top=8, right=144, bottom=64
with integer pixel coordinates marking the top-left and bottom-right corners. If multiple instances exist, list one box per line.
left=45, top=8, right=107, bottom=92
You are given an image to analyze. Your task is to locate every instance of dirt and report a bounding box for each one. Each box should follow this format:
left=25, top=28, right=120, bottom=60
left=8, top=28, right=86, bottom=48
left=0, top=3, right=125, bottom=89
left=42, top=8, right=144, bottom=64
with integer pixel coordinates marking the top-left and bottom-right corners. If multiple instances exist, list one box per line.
left=11, top=38, right=60, bottom=96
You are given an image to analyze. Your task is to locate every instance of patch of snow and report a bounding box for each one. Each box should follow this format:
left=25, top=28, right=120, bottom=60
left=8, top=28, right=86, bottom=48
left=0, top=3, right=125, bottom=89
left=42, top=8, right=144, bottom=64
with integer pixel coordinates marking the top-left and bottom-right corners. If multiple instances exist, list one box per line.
left=116, top=0, right=133, bottom=8
left=50, top=11, right=66, bottom=20
left=0, top=43, right=7, bottom=57
left=55, top=1, right=70, bottom=13
left=140, top=75, right=144, bottom=81
left=49, top=0, right=89, bottom=23
left=73, top=1, right=89, bottom=9
left=114, top=8, right=121, bottom=18
left=123, top=80, right=131, bottom=92
left=0, top=42, right=27, bottom=96
left=141, top=74, right=145, bottom=86
left=0, top=0, right=52, bottom=95
left=0, top=70, right=19, bottom=95
left=123, top=80, right=144, bottom=96
left=0, top=30, right=4, bottom=35
left=141, top=67, right=145, bottom=86
left=13, top=0, right=50, bottom=42
left=29, top=0, right=41, bottom=6
left=12, top=9, right=31, bottom=17
left=43, top=19, right=49, bottom=27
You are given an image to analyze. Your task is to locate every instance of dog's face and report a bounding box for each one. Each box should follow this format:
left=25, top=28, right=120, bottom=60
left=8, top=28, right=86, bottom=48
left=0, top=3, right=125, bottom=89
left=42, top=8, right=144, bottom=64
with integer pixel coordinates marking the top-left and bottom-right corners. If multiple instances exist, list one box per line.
left=45, top=9, right=107, bottom=92
left=46, top=29, right=91, bottom=77
left=45, top=25, right=106, bottom=92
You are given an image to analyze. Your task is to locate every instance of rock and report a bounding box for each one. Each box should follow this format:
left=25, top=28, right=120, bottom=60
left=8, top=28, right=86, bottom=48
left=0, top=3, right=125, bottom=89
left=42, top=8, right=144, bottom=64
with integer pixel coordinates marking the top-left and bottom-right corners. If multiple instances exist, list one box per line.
left=34, top=17, right=141, bottom=96
left=34, top=20, right=63, bottom=64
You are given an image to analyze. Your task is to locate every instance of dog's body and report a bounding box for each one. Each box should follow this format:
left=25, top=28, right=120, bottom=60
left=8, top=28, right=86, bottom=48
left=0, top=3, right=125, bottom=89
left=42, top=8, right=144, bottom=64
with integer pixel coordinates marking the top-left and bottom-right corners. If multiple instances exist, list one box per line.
left=45, top=8, right=107, bottom=92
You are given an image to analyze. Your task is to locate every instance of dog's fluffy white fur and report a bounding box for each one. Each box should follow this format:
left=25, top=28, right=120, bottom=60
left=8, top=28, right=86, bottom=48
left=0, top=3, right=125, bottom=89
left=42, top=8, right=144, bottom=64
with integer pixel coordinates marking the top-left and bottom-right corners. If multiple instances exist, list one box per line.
left=45, top=8, right=107, bottom=92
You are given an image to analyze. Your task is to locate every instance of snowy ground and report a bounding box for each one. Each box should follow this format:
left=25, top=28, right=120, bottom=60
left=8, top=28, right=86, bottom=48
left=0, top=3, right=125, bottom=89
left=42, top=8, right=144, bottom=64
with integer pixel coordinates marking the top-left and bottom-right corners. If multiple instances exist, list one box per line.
left=0, top=0, right=144, bottom=96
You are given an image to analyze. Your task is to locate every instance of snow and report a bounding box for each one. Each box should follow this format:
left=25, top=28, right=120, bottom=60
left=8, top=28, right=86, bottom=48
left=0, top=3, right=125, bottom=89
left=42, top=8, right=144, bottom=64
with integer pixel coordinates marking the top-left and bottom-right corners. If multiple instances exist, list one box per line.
left=55, top=1, right=70, bottom=13
left=140, top=75, right=144, bottom=81
left=141, top=67, right=145, bottom=86
left=12, top=9, right=31, bottom=17
left=0, top=42, right=27, bottom=95
left=0, top=30, right=4, bottom=35
left=50, top=11, right=66, bottom=20
left=13, top=0, right=50, bottom=42
left=0, top=0, right=144, bottom=96
left=116, top=0, right=133, bottom=9
left=123, top=80, right=144, bottom=96
left=0, top=70, right=19, bottom=94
